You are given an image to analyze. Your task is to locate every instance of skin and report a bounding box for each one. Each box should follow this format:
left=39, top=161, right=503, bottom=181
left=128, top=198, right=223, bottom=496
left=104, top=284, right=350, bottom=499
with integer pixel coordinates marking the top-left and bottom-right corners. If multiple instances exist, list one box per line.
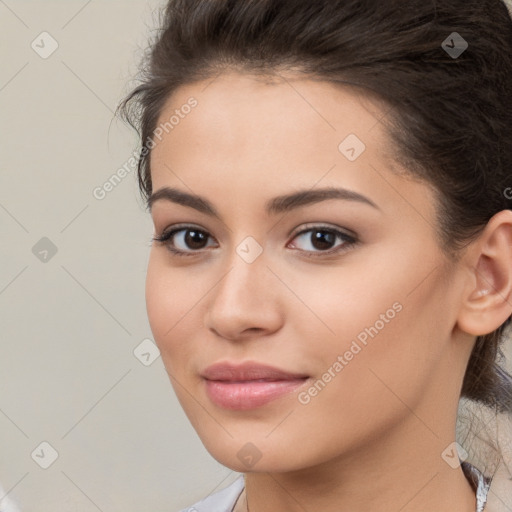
left=146, top=71, right=512, bottom=512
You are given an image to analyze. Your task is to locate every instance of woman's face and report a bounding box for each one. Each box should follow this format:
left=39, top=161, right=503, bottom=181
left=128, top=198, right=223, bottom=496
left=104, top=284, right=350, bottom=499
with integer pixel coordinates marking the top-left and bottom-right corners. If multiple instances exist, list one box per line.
left=146, top=72, right=471, bottom=472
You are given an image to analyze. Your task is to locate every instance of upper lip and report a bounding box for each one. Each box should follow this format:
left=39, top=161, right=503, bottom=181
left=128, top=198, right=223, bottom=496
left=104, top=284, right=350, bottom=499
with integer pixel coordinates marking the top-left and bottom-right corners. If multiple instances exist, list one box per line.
left=201, top=361, right=309, bottom=381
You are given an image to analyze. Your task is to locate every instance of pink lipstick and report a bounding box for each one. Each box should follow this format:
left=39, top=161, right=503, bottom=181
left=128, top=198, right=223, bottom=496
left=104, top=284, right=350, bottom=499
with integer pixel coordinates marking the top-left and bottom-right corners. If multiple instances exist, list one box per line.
left=202, top=361, right=309, bottom=410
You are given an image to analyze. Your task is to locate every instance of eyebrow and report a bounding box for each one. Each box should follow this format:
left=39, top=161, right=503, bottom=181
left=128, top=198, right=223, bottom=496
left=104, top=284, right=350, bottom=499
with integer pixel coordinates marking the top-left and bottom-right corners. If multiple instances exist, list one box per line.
left=147, top=186, right=380, bottom=217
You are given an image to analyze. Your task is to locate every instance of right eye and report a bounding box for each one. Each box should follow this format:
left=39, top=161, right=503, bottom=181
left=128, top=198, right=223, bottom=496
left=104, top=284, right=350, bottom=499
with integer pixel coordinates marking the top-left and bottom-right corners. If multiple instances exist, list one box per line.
left=152, top=225, right=218, bottom=257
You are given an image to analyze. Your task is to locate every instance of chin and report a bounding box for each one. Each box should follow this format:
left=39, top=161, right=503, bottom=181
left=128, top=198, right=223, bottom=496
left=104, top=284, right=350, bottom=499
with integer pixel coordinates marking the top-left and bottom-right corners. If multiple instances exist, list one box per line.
left=198, top=435, right=310, bottom=474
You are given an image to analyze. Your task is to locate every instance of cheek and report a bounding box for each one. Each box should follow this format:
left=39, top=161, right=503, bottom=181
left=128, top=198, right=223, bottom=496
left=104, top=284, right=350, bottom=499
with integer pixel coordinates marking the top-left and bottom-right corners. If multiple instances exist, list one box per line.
left=284, top=304, right=439, bottom=464
left=145, top=252, right=197, bottom=367
left=289, top=255, right=450, bottom=407
left=280, top=261, right=405, bottom=359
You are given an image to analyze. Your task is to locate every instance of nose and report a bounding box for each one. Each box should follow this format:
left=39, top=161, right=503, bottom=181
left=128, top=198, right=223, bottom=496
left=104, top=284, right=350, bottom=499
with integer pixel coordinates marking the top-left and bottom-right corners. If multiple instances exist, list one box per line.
left=204, top=250, right=283, bottom=341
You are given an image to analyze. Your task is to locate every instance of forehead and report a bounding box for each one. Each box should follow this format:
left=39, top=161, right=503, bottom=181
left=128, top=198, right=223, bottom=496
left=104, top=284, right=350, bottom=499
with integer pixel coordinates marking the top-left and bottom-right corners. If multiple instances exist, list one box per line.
left=152, top=72, right=392, bottom=177
left=155, top=71, right=389, bottom=145
left=149, top=71, right=437, bottom=227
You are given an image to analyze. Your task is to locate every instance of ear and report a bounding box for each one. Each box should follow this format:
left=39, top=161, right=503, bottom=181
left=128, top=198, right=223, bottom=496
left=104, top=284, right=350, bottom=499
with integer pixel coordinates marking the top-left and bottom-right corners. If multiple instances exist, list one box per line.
left=456, top=209, right=512, bottom=337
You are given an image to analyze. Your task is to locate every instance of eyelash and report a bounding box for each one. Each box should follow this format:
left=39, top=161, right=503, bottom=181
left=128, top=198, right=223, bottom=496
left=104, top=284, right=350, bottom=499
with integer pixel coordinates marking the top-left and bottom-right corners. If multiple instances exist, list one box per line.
left=152, top=224, right=358, bottom=259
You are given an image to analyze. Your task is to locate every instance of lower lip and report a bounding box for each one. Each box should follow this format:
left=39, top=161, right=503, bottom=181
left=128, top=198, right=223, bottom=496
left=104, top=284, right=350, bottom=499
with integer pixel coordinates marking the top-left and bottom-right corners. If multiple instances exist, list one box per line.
left=204, top=378, right=308, bottom=410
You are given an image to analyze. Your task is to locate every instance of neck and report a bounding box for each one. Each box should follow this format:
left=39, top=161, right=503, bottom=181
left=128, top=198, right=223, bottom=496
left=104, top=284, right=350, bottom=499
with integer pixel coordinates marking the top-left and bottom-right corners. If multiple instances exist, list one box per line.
left=243, top=414, right=477, bottom=512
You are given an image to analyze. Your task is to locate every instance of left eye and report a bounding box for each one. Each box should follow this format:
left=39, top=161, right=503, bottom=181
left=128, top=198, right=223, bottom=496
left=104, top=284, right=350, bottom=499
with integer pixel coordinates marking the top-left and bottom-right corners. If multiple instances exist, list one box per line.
left=153, top=225, right=357, bottom=257
left=289, top=227, right=356, bottom=255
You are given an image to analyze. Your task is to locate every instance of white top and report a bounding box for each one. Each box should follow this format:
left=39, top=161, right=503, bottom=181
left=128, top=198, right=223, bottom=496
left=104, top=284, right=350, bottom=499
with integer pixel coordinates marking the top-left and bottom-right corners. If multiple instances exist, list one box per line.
left=178, top=461, right=492, bottom=512
left=178, top=476, right=244, bottom=512
left=0, top=483, right=21, bottom=512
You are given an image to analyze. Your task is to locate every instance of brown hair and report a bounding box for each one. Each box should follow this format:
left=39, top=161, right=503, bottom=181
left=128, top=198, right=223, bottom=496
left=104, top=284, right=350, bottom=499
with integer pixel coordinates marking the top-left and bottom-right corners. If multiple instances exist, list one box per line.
left=117, top=0, right=512, bottom=415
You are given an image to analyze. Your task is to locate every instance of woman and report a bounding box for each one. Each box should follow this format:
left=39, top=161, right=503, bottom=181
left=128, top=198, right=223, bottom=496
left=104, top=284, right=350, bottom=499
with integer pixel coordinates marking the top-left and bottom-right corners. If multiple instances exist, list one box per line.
left=117, top=0, right=512, bottom=510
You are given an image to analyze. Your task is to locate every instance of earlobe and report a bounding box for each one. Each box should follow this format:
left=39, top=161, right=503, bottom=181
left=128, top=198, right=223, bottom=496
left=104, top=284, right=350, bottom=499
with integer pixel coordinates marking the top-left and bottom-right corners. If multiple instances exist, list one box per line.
left=456, top=210, right=512, bottom=337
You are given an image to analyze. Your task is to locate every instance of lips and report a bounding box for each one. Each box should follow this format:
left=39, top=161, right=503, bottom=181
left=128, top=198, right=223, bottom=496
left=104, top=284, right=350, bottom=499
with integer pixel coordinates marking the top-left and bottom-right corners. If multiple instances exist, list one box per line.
left=201, top=361, right=309, bottom=410
left=201, top=361, right=309, bottom=382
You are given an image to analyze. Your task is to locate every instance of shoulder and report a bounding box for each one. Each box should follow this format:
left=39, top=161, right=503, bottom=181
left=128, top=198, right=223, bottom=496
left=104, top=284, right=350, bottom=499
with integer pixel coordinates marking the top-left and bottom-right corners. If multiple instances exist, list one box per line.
left=178, top=475, right=245, bottom=512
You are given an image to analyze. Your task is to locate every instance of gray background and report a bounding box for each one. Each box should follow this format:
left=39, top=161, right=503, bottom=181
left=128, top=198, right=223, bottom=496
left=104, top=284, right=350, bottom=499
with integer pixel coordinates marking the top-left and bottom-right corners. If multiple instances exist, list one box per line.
left=0, top=1, right=511, bottom=511
left=0, top=1, right=239, bottom=511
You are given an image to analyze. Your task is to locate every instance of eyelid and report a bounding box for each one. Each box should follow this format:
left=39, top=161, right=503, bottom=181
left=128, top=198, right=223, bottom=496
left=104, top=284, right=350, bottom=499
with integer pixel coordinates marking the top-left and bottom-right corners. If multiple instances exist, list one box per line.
left=287, top=223, right=357, bottom=257
left=153, top=222, right=358, bottom=258
left=289, top=222, right=357, bottom=239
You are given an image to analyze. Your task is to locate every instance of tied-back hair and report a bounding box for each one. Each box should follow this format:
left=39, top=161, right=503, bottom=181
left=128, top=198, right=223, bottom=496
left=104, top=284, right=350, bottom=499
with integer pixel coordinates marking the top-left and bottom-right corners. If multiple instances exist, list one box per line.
left=117, top=0, right=512, bottom=479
